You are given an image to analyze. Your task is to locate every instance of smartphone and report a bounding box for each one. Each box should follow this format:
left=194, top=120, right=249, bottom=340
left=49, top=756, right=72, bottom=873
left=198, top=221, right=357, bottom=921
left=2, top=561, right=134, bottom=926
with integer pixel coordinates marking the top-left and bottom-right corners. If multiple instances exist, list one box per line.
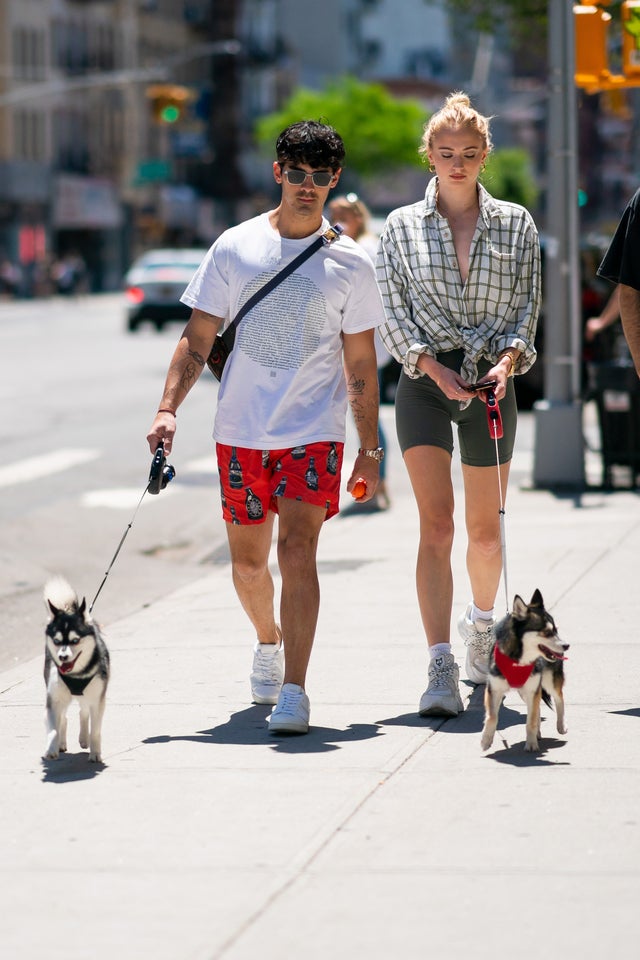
left=467, top=378, right=498, bottom=392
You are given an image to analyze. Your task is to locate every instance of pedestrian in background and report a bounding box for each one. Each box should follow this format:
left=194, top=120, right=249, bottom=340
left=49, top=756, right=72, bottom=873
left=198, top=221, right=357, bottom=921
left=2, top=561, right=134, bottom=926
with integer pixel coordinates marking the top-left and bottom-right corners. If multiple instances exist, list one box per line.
left=147, top=121, right=386, bottom=735
left=328, top=192, right=391, bottom=508
left=598, top=188, right=640, bottom=373
left=377, top=91, right=541, bottom=717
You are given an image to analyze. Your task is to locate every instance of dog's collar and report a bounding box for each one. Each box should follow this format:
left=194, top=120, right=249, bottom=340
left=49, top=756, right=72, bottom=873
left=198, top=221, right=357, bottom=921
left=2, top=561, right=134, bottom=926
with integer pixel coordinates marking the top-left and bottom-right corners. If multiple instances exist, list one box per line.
left=494, top=646, right=535, bottom=688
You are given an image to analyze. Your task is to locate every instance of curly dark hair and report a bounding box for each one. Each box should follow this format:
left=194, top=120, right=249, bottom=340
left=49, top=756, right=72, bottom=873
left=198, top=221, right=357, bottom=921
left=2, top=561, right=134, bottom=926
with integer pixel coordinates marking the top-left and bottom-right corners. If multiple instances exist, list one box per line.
left=275, top=120, right=345, bottom=171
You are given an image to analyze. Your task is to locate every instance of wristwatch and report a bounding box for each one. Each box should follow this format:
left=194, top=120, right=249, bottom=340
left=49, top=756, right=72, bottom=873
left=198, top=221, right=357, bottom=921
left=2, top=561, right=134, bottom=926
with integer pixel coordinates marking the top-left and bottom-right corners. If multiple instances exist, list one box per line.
left=358, top=447, right=385, bottom=462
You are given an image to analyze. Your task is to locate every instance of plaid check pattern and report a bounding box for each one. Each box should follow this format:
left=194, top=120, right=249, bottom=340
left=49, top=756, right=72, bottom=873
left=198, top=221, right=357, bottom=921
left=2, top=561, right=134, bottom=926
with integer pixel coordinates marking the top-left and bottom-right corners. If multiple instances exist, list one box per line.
left=376, top=178, right=541, bottom=403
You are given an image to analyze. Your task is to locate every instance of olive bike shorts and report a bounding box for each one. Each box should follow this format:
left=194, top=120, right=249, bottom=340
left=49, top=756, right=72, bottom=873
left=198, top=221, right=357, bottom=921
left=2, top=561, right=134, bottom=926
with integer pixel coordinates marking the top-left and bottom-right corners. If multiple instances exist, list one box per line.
left=395, top=349, right=517, bottom=466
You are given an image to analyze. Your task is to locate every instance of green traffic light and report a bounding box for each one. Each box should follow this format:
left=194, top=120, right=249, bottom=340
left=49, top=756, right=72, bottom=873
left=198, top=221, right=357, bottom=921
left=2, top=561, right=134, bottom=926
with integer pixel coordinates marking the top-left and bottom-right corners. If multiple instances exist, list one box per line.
left=160, top=104, right=180, bottom=123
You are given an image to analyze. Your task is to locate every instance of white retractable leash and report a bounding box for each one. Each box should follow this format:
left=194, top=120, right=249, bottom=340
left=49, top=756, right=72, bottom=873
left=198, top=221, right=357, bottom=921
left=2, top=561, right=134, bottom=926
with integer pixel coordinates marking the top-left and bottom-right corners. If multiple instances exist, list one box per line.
left=88, top=443, right=175, bottom=613
left=485, top=388, right=509, bottom=615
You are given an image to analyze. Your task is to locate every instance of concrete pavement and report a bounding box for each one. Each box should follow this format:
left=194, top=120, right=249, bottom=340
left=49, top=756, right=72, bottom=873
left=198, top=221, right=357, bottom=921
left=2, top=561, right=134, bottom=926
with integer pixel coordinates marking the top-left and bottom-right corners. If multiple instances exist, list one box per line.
left=2, top=401, right=640, bottom=959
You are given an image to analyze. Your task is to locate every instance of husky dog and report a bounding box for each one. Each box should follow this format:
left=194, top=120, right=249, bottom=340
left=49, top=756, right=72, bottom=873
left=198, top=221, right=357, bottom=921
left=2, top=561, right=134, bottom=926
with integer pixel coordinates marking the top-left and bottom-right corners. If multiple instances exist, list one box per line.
left=481, top=589, right=568, bottom=753
left=43, top=577, right=110, bottom=762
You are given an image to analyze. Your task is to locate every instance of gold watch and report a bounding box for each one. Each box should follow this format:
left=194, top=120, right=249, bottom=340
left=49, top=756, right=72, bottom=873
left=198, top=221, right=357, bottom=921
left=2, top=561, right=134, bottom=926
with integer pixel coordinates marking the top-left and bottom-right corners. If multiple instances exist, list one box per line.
left=358, top=447, right=385, bottom=462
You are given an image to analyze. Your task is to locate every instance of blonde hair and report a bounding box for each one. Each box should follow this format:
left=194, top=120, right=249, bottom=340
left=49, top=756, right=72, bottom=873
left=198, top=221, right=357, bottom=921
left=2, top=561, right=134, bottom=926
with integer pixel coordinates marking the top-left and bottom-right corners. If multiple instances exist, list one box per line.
left=328, top=193, right=371, bottom=240
left=419, top=91, right=493, bottom=160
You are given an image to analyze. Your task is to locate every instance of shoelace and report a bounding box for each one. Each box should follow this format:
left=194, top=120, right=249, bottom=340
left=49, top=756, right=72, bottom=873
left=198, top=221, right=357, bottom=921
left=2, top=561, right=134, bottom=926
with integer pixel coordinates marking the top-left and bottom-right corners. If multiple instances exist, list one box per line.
left=465, top=623, right=494, bottom=656
left=253, top=648, right=281, bottom=683
left=277, top=687, right=304, bottom=714
left=429, top=661, right=456, bottom=689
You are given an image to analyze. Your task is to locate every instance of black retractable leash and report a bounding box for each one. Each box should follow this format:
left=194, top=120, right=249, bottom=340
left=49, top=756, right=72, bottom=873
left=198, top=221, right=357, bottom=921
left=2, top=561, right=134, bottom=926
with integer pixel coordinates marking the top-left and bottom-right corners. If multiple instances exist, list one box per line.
left=485, top=388, right=509, bottom=615
left=88, top=443, right=175, bottom=614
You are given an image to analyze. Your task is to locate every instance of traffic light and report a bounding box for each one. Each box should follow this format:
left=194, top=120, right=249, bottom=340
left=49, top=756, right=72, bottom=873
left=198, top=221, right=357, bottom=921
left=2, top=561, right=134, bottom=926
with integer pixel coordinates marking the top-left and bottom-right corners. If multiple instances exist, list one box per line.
left=146, top=84, right=193, bottom=124
left=622, top=1, right=640, bottom=77
left=574, top=5, right=612, bottom=89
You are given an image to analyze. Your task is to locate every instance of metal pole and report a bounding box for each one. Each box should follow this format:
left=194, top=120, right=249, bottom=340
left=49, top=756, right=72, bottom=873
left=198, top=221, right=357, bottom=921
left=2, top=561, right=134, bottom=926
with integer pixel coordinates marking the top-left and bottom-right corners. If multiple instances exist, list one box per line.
left=532, top=0, right=585, bottom=488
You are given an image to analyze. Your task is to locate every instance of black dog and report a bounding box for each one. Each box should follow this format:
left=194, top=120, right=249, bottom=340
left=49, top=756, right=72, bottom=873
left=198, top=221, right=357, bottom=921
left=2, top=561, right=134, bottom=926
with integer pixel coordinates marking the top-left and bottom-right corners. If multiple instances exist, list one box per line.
left=44, top=577, right=110, bottom=762
left=481, top=589, right=568, bottom=753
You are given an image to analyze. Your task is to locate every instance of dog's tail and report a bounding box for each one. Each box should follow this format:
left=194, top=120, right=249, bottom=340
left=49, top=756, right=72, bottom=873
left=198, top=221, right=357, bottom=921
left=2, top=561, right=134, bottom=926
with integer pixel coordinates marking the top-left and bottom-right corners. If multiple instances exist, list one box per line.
left=541, top=690, right=553, bottom=711
left=44, top=576, right=82, bottom=616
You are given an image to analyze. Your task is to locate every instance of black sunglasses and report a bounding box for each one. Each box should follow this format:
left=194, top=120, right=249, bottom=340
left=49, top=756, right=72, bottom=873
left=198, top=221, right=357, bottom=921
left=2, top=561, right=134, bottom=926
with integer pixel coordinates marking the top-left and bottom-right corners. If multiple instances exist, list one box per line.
left=282, top=168, right=334, bottom=187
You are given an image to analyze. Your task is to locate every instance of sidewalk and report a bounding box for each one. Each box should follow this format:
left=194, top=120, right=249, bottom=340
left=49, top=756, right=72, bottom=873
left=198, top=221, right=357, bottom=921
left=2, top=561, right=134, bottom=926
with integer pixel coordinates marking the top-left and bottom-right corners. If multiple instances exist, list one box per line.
left=2, top=403, right=640, bottom=959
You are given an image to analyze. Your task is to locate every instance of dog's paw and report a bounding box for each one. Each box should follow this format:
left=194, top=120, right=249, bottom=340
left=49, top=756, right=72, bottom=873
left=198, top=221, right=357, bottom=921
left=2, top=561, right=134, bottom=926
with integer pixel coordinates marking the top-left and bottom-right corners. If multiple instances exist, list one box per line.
left=79, top=737, right=88, bottom=749
left=557, top=722, right=568, bottom=736
left=480, top=734, right=493, bottom=751
left=44, top=750, right=60, bottom=760
left=524, top=738, right=539, bottom=752
left=88, top=752, right=102, bottom=763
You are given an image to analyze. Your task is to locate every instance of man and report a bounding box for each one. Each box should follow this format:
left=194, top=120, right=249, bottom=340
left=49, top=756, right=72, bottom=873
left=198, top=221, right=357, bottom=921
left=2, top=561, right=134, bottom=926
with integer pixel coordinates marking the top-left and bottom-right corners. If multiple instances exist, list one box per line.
left=146, top=120, right=386, bottom=735
left=598, top=188, right=640, bottom=373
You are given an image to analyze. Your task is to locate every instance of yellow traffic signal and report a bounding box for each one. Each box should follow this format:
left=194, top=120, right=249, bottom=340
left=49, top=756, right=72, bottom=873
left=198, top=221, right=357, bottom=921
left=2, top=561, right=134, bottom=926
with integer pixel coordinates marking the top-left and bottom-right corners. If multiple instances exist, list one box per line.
left=622, top=1, right=640, bottom=76
left=574, top=4, right=612, bottom=89
left=146, top=84, right=193, bottom=124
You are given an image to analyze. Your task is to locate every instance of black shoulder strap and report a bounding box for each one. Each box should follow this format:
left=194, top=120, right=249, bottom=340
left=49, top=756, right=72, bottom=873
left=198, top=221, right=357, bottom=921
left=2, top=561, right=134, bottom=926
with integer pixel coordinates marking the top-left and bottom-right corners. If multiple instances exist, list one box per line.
left=220, top=223, right=343, bottom=350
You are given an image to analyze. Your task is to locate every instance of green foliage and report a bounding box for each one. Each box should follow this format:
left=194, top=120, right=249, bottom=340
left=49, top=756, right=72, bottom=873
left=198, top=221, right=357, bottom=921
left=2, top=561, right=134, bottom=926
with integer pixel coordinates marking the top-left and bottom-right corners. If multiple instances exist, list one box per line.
left=254, top=77, right=428, bottom=176
left=481, top=147, right=539, bottom=209
left=428, top=0, right=547, bottom=35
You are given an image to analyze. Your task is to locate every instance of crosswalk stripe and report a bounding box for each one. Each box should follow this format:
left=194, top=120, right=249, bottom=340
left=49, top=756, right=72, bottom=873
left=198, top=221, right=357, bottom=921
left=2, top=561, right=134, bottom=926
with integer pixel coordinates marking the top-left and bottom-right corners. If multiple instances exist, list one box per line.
left=0, top=448, right=100, bottom=488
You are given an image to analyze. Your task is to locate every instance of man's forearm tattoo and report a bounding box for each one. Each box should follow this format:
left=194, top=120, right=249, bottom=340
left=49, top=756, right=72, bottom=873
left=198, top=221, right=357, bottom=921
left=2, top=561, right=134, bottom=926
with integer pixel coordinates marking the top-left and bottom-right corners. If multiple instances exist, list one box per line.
left=348, top=373, right=366, bottom=423
left=174, top=348, right=206, bottom=392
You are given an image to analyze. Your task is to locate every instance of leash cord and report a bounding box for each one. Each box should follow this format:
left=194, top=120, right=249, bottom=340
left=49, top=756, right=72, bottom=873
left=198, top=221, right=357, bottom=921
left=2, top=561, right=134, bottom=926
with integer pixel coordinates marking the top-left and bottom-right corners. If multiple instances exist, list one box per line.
left=486, top=391, right=509, bottom=614
left=88, top=485, right=149, bottom=614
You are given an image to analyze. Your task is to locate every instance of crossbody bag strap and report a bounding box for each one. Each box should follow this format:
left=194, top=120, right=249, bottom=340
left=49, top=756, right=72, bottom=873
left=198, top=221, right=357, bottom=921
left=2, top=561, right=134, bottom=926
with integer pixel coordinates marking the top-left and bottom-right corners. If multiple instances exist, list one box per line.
left=220, top=222, right=343, bottom=350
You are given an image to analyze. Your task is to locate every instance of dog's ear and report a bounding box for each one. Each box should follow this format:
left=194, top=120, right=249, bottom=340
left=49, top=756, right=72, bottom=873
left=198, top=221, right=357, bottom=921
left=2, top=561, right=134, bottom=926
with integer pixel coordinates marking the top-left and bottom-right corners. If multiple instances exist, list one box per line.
left=529, top=588, right=543, bottom=608
left=512, top=595, right=528, bottom=619
left=79, top=597, right=87, bottom=617
left=47, top=599, right=60, bottom=618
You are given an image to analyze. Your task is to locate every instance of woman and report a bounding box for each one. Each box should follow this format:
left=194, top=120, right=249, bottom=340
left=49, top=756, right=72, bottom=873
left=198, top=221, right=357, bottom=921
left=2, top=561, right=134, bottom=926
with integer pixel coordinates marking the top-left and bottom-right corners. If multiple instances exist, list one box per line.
left=328, top=193, right=391, bottom=508
left=377, top=91, right=541, bottom=717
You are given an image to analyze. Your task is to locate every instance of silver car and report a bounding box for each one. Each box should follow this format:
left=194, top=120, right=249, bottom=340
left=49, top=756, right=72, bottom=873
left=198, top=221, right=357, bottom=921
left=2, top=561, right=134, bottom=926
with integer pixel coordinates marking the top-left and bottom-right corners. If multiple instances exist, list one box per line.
left=124, top=247, right=208, bottom=331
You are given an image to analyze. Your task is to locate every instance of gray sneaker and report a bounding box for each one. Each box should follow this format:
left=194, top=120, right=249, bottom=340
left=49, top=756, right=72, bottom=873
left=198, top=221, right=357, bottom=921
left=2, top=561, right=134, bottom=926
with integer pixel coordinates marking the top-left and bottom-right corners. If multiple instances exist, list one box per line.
left=268, top=683, right=310, bottom=734
left=250, top=641, right=284, bottom=705
left=457, top=604, right=494, bottom=684
left=419, top=653, right=463, bottom=717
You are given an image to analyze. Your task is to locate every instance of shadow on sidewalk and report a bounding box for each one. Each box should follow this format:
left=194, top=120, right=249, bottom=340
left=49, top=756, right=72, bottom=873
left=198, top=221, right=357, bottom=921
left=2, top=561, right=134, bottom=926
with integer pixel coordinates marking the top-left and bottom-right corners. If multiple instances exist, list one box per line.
left=41, top=753, right=107, bottom=784
left=483, top=736, right=570, bottom=766
left=144, top=705, right=382, bottom=754
left=377, top=685, right=523, bottom=735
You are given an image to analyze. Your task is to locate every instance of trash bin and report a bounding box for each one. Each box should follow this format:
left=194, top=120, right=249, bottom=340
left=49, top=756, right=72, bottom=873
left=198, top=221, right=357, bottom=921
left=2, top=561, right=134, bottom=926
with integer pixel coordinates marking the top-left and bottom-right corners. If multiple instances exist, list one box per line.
left=586, top=360, right=640, bottom=488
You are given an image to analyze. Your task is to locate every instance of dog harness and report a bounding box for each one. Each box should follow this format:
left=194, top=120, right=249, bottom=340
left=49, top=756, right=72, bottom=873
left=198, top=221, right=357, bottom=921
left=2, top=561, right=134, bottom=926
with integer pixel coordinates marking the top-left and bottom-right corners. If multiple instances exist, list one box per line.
left=58, top=648, right=102, bottom=696
left=494, top=646, right=535, bottom=688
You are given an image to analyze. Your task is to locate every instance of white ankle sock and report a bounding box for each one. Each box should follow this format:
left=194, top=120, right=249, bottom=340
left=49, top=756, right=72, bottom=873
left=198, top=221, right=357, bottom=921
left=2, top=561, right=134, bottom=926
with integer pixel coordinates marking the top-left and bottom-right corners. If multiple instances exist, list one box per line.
left=471, top=603, right=494, bottom=622
left=429, top=643, right=451, bottom=660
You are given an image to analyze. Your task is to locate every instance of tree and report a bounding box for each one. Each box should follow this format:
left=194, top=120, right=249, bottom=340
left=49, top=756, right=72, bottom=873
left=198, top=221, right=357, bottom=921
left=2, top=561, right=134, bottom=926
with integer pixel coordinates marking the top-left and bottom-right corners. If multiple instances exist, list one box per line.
left=481, top=147, right=539, bottom=209
left=428, top=0, right=547, bottom=38
left=254, top=77, right=428, bottom=177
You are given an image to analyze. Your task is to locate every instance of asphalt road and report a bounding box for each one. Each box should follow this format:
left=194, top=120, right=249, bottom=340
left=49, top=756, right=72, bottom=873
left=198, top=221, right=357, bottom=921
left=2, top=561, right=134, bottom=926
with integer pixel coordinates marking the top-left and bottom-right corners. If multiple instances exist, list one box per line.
left=1, top=292, right=228, bottom=670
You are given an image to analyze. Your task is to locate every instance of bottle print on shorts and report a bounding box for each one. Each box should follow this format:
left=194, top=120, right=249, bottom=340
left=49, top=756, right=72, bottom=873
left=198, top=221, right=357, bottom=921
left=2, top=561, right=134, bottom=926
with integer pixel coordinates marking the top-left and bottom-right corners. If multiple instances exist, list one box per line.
left=229, top=447, right=243, bottom=489
left=305, top=456, right=319, bottom=491
left=261, top=450, right=269, bottom=468
left=245, top=487, right=264, bottom=520
left=274, top=476, right=287, bottom=497
left=291, top=445, right=306, bottom=460
left=229, top=504, right=241, bottom=524
left=326, top=443, right=338, bottom=476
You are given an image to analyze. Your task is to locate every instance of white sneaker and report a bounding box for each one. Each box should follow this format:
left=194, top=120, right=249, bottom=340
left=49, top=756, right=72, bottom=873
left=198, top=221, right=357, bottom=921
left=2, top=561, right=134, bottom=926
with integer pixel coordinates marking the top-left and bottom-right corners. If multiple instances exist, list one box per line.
left=457, top=604, right=494, bottom=684
left=250, top=641, right=284, bottom=705
left=419, top=653, right=463, bottom=717
left=268, top=683, right=310, bottom=734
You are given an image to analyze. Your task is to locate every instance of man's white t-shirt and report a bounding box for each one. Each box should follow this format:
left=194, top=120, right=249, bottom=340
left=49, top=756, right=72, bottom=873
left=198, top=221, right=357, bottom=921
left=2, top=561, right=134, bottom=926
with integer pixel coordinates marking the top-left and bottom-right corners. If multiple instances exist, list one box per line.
left=181, top=213, right=386, bottom=450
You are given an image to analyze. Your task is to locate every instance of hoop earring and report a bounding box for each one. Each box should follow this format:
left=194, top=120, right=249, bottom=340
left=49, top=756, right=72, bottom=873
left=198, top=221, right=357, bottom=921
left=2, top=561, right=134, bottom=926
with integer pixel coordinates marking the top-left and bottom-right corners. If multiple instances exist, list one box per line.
left=428, top=162, right=436, bottom=173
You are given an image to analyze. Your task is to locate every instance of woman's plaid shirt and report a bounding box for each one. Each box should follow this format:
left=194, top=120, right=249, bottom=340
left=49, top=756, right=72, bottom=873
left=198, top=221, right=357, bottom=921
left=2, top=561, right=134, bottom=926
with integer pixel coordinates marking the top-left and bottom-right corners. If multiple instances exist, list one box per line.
left=376, top=178, right=541, bottom=402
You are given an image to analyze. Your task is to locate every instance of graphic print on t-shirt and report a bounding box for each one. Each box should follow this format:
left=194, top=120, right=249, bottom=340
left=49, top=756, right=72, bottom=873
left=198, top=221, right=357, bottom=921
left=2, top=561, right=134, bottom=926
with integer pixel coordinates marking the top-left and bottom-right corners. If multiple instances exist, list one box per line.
left=235, top=271, right=325, bottom=371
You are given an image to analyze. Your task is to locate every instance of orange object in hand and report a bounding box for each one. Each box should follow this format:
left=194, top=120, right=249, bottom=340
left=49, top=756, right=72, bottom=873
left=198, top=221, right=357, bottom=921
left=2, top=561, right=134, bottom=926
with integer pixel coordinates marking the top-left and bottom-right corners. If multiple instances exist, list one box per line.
left=352, top=478, right=367, bottom=500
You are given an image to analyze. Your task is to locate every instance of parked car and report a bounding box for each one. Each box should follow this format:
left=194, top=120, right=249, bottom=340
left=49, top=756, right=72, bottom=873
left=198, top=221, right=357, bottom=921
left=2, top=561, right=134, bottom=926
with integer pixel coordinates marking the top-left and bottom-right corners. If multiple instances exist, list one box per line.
left=124, top=248, right=208, bottom=331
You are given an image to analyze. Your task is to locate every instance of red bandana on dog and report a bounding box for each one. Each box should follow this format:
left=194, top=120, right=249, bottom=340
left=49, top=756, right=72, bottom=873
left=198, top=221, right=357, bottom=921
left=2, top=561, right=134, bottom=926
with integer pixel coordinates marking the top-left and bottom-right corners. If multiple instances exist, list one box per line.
left=494, top=646, right=535, bottom=688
